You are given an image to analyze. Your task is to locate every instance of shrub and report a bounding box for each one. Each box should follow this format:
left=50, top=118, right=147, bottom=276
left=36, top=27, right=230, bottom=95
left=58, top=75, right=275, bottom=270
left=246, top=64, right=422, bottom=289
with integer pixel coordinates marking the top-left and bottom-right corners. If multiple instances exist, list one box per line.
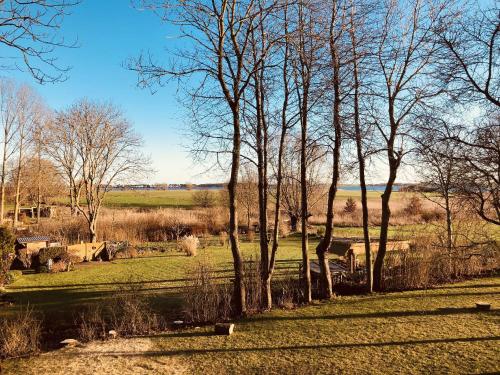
left=343, top=197, right=357, bottom=214
left=178, top=235, right=199, bottom=256
left=404, top=195, right=423, bottom=216
left=218, top=231, right=228, bottom=247
left=421, top=209, right=444, bottom=223
left=76, top=284, right=163, bottom=341
left=192, top=190, right=217, bottom=208
left=183, top=261, right=232, bottom=323
left=36, top=246, right=68, bottom=265
left=114, top=246, right=138, bottom=259
left=76, top=304, right=107, bottom=342
left=247, top=230, right=255, bottom=242
left=272, top=275, right=302, bottom=309
left=108, top=290, right=161, bottom=336
left=382, top=232, right=499, bottom=291
left=13, top=248, right=31, bottom=270
left=0, top=307, right=41, bottom=359
left=4, top=270, right=22, bottom=284
left=279, top=222, right=290, bottom=238
left=0, top=226, right=15, bottom=286
left=243, top=256, right=262, bottom=313
left=316, top=226, right=326, bottom=238
left=50, top=260, right=71, bottom=273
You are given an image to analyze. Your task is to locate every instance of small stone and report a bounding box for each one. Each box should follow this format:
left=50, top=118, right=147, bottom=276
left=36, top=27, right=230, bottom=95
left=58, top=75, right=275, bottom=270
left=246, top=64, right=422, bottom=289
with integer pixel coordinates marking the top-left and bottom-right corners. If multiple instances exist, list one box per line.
left=108, top=330, right=118, bottom=338
left=194, top=326, right=201, bottom=330
left=60, top=339, right=80, bottom=347
left=173, top=320, right=184, bottom=325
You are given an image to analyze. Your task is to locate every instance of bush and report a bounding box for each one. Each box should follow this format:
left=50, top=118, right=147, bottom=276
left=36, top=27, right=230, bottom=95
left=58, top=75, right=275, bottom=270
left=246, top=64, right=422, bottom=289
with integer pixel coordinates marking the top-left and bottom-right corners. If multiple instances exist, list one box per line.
left=114, top=246, right=138, bottom=259
left=272, top=275, right=302, bottom=309
left=279, top=222, right=290, bottom=238
left=5, top=270, right=22, bottom=284
left=316, top=226, right=326, bottom=238
left=36, top=246, right=68, bottom=265
left=218, top=231, right=228, bottom=247
left=77, top=284, right=163, bottom=341
left=382, top=232, right=499, bottom=291
left=178, top=235, right=199, bottom=256
left=183, top=261, right=232, bottom=323
left=50, top=260, right=72, bottom=273
left=0, top=307, right=41, bottom=359
left=243, top=256, right=262, bottom=313
left=404, top=195, right=423, bottom=216
left=343, top=197, right=357, bottom=214
left=77, top=304, right=107, bottom=342
left=192, top=190, right=217, bottom=208
left=0, top=226, right=15, bottom=286
left=421, top=209, right=444, bottom=223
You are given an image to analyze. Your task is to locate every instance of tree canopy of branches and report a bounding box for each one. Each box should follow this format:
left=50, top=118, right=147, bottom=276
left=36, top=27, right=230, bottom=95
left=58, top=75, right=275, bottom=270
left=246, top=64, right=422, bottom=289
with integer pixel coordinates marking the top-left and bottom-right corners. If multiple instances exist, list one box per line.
left=48, top=100, right=150, bottom=242
left=0, top=0, right=79, bottom=83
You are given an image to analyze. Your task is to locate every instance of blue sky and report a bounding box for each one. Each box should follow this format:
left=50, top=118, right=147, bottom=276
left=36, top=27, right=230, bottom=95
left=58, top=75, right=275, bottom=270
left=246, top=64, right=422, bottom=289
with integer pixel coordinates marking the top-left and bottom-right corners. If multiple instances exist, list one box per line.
left=4, top=0, right=217, bottom=184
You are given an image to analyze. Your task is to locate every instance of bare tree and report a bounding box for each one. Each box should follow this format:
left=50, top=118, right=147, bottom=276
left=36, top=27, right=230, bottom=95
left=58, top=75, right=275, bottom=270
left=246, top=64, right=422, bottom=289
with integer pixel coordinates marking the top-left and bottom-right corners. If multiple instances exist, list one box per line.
left=267, top=0, right=295, bottom=310
left=417, top=126, right=461, bottom=253
left=16, top=158, right=65, bottom=209
left=237, top=164, right=258, bottom=230
left=371, top=0, right=450, bottom=291
left=432, top=1, right=499, bottom=226
left=315, top=0, right=349, bottom=299
left=347, top=0, right=376, bottom=292
left=435, top=2, right=499, bottom=107
left=0, top=79, right=20, bottom=223
left=0, top=0, right=79, bottom=83
left=55, top=100, right=149, bottom=242
left=289, top=0, right=327, bottom=302
left=12, top=86, right=43, bottom=227
left=129, top=0, right=274, bottom=316
left=451, top=119, right=500, bottom=226
left=281, top=136, right=324, bottom=232
left=45, top=111, right=80, bottom=216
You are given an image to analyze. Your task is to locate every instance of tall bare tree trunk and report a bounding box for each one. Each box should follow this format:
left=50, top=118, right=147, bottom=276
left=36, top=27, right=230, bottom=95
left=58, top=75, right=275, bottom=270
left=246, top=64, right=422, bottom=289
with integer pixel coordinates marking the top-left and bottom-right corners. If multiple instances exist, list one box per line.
left=300, top=92, right=312, bottom=303
left=254, top=67, right=271, bottom=309
left=267, top=21, right=291, bottom=309
left=13, top=136, right=24, bottom=228
left=350, top=5, right=372, bottom=292
left=36, top=135, right=42, bottom=223
left=373, top=146, right=399, bottom=291
left=316, top=3, right=344, bottom=299
left=228, top=109, right=247, bottom=316
left=0, top=140, right=8, bottom=224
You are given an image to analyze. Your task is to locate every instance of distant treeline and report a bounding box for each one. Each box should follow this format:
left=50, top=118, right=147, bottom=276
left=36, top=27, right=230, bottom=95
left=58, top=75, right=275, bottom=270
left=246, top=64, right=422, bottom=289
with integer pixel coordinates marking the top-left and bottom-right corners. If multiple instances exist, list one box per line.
left=110, top=183, right=225, bottom=191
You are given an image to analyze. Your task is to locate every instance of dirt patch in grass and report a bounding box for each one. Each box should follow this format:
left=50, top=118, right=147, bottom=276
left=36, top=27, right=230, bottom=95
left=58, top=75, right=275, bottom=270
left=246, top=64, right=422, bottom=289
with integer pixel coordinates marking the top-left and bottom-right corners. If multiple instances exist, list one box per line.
left=2, top=338, right=188, bottom=375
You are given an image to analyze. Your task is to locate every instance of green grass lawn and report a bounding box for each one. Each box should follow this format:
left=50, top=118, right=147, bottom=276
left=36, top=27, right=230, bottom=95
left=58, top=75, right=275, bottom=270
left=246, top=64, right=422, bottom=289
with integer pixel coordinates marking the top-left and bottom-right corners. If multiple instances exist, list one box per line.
left=2, top=238, right=316, bottom=323
left=4, top=277, right=499, bottom=374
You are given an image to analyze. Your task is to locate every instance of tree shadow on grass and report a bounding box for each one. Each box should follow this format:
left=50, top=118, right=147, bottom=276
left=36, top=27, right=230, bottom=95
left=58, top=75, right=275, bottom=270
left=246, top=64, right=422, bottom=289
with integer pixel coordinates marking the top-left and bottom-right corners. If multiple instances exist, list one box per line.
left=247, top=307, right=498, bottom=322
left=337, top=290, right=500, bottom=305
left=61, top=335, right=500, bottom=358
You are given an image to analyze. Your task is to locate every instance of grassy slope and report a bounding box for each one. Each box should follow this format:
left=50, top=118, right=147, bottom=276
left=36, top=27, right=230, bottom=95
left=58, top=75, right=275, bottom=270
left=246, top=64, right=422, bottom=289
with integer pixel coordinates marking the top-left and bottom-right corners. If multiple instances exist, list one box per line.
left=4, top=239, right=314, bottom=320
left=4, top=277, right=500, bottom=374
left=3, top=233, right=419, bottom=320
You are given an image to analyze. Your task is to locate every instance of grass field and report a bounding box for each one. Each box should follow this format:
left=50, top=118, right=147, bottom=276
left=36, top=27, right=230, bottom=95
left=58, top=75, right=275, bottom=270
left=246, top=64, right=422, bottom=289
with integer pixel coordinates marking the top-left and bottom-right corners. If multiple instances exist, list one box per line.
left=4, top=276, right=499, bottom=374
left=2, top=231, right=425, bottom=321
left=3, top=238, right=317, bottom=322
left=53, top=188, right=410, bottom=209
